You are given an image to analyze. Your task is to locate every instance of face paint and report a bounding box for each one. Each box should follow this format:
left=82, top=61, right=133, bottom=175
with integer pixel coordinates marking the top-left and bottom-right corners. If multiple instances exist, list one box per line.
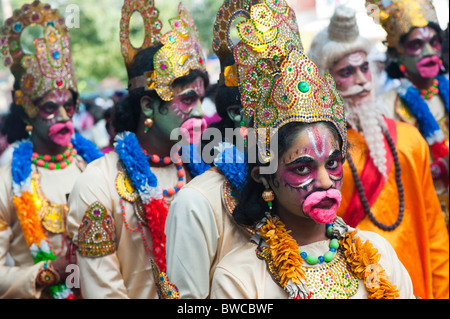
left=274, top=123, right=343, bottom=223
left=329, top=51, right=372, bottom=104
left=153, top=76, right=206, bottom=142
left=36, top=90, right=75, bottom=123
left=31, top=89, right=75, bottom=147
left=170, top=77, right=205, bottom=120
left=399, top=26, right=442, bottom=78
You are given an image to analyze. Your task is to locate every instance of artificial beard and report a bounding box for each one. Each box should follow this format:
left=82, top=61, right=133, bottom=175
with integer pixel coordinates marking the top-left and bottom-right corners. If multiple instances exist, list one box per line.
left=344, top=93, right=388, bottom=179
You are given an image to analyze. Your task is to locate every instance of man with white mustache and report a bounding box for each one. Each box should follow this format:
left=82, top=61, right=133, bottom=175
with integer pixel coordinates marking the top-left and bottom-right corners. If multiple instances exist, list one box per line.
left=308, top=5, right=449, bottom=299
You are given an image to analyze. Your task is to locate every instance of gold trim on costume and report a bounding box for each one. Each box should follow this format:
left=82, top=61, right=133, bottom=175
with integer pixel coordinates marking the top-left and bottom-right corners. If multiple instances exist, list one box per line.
left=31, top=172, right=67, bottom=234
left=77, top=202, right=116, bottom=257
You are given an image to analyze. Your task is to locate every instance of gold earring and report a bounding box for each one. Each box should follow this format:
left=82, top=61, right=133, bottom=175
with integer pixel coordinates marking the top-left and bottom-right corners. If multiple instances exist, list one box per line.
left=25, top=124, right=33, bottom=136
left=144, top=117, right=154, bottom=133
left=262, top=184, right=274, bottom=210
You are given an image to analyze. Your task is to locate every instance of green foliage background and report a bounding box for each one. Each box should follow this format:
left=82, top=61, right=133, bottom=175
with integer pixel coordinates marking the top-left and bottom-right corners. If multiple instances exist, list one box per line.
left=1, top=0, right=220, bottom=94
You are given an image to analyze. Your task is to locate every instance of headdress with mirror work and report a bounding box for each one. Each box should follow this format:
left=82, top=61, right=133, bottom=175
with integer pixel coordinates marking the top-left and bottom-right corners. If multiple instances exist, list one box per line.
left=0, top=1, right=78, bottom=118
left=120, top=0, right=207, bottom=101
left=213, top=0, right=347, bottom=162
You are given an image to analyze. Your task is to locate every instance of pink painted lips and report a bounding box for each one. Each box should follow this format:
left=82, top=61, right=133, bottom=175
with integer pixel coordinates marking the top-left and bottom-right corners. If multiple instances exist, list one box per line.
left=48, top=121, right=75, bottom=146
left=302, top=188, right=342, bottom=224
left=179, top=118, right=207, bottom=145
left=416, top=55, right=440, bottom=78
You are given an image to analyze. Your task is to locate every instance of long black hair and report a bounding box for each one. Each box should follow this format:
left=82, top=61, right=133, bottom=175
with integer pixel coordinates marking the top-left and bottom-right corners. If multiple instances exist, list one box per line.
left=232, top=121, right=344, bottom=228
left=1, top=101, right=28, bottom=144
left=386, top=22, right=448, bottom=79
left=113, top=44, right=209, bottom=134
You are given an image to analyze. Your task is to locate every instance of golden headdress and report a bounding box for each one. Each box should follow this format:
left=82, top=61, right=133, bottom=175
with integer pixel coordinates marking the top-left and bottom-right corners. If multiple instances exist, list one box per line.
left=120, top=0, right=207, bottom=101
left=0, top=1, right=78, bottom=118
left=213, top=0, right=347, bottom=162
left=366, top=0, right=439, bottom=52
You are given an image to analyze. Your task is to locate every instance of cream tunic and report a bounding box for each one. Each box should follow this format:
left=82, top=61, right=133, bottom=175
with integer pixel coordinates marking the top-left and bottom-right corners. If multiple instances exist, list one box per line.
left=0, top=156, right=86, bottom=298
left=66, top=151, right=186, bottom=299
left=165, top=169, right=252, bottom=299
left=210, top=230, right=415, bottom=299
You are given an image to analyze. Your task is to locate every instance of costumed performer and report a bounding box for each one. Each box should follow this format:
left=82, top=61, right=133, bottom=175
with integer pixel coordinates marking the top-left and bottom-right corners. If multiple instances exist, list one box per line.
left=367, top=0, right=449, bottom=226
left=66, top=0, right=211, bottom=299
left=0, top=1, right=103, bottom=299
left=308, top=4, right=449, bottom=300
left=210, top=0, right=414, bottom=299
left=165, top=0, right=270, bottom=299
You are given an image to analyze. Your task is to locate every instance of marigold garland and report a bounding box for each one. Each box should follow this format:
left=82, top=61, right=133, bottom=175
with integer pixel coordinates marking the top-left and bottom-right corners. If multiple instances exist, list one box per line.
left=258, top=217, right=306, bottom=287
left=13, top=192, right=47, bottom=248
left=339, top=230, right=399, bottom=299
left=257, top=216, right=400, bottom=299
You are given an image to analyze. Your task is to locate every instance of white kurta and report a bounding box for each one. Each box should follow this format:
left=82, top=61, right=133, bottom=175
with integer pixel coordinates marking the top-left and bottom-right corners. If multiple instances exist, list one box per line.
left=165, top=169, right=252, bottom=298
left=66, top=151, right=186, bottom=299
left=0, top=156, right=86, bottom=298
left=210, top=230, right=415, bottom=299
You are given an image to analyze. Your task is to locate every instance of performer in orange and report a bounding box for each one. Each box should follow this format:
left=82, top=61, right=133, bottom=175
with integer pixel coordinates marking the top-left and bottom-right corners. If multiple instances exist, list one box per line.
left=0, top=1, right=103, bottom=298
left=309, top=5, right=449, bottom=299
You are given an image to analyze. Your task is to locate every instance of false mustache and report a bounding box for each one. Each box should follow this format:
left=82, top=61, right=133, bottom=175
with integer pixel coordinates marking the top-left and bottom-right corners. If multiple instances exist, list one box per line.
left=339, top=82, right=372, bottom=98
left=302, top=188, right=342, bottom=224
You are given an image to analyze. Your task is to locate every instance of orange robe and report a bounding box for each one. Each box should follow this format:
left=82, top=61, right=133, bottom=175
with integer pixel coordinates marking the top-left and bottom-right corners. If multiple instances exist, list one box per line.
left=338, top=121, right=449, bottom=299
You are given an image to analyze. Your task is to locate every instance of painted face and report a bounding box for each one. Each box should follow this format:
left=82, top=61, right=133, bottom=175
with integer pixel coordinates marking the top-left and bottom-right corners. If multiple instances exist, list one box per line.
left=31, top=89, right=75, bottom=147
left=153, top=76, right=206, bottom=144
left=272, top=123, right=343, bottom=224
left=329, top=51, right=373, bottom=105
left=399, top=26, right=442, bottom=78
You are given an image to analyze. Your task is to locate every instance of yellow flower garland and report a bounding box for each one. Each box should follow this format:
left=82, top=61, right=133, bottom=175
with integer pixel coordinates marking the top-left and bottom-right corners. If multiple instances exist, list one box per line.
left=257, top=216, right=400, bottom=299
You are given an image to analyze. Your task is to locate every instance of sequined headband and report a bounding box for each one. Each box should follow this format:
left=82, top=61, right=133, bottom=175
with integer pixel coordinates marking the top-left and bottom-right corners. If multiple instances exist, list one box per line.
left=120, top=0, right=207, bottom=101
left=214, top=0, right=347, bottom=162
left=365, top=0, right=439, bottom=52
left=0, top=1, right=78, bottom=118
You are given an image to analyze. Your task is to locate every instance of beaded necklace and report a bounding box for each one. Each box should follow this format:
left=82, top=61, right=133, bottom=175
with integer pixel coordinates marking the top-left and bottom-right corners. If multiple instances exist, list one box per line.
left=144, top=149, right=185, bottom=196
left=418, top=78, right=439, bottom=100
left=299, top=223, right=339, bottom=265
left=32, top=143, right=77, bottom=170
left=347, top=127, right=405, bottom=231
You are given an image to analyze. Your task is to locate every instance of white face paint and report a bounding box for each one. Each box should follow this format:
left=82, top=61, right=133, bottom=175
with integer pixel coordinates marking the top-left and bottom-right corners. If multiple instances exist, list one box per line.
left=347, top=52, right=365, bottom=67
left=307, top=127, right=326, bottom=158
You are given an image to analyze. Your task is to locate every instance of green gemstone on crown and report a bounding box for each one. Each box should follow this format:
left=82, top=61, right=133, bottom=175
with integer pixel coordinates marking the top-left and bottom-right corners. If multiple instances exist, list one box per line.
left=298, top=81, right=310, bottom=93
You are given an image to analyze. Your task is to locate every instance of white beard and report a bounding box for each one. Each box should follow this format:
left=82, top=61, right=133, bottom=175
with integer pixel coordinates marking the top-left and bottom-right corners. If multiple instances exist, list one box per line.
left=344, top=94, right=388, bottom=179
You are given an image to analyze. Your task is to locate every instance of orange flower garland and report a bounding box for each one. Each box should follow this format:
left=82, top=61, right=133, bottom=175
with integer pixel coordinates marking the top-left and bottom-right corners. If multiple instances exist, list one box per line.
left=13, top=191, right=46, bottom=248
left=257, top=216, right=400, bottom=299
left=258, top=217, right=306, bottom=287
left=339, top=230, right=399, bottom=299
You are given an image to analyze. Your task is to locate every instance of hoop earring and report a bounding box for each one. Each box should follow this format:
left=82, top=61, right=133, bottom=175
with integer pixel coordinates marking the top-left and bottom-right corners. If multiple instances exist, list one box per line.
left=262, top=184, right=275, bottom=211
left=144, top=117, right=154, bottom=133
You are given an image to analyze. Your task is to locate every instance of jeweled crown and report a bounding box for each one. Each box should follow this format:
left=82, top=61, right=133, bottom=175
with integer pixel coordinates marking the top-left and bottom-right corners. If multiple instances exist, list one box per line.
left=120, top=0, right=207, bottom=101
left=0, top=1, right=78, bottom=118
left=366, top=0, right=439, bottom=52
left=213, top=0, right=347, bottom=162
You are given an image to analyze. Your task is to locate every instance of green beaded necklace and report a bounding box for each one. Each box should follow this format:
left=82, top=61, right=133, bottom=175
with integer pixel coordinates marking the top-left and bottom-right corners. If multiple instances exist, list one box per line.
left=298, top=223, right=340, bottom=265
